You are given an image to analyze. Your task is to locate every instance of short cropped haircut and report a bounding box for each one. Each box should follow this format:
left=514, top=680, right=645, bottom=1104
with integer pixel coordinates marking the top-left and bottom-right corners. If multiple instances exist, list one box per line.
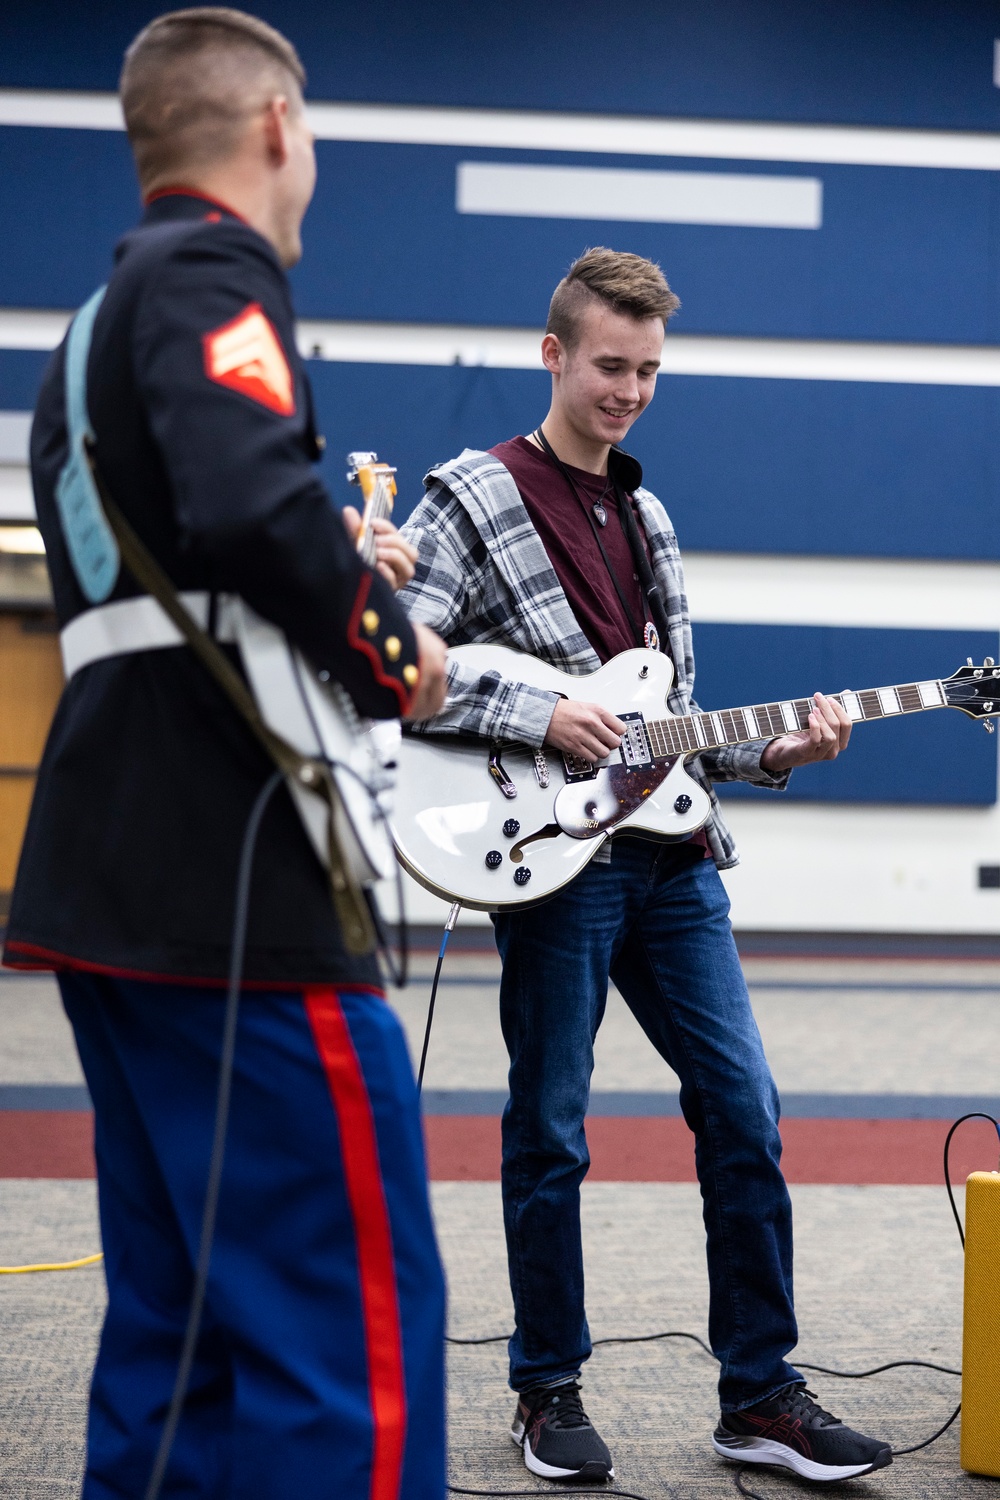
left=120, top=8, right=306, bottom=192
left=546, top=248, right=680, bottom=349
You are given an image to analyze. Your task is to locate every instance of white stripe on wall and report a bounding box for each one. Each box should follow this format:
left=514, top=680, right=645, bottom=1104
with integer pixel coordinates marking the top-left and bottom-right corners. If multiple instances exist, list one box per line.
left=298, top=323, right=1000, bottom=387
left=0, top=309, right=72, bottom=350
left=0, top=411, right=31, bottom=463
left=5, top=88, right=1000, bottom=173
left=0, top=467, right=33, bottom=522
left=682, top=552, right=1000, bottom=632
left=456, top=162, right=823, bottom=229
left=7, top=310, right=1000, bottom=388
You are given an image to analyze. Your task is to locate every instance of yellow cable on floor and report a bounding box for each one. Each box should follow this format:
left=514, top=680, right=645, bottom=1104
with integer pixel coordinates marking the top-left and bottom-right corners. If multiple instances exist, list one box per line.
left=0, top=1253, right=103, bottom=1274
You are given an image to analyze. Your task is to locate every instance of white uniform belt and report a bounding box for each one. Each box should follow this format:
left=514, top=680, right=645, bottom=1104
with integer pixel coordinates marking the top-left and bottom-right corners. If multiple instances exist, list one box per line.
left=60, top=592, right=241, bottom=680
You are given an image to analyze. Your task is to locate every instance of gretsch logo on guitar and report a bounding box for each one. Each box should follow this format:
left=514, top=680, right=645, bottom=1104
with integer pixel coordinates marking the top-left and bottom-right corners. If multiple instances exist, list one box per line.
left=390, top=645, right=1000, bottom=912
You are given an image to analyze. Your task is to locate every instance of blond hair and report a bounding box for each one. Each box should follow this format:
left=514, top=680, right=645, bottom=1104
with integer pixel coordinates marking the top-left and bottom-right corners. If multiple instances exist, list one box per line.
left=120, top=8, right=306, bottom=193
left=547, top=247, right=680, bottom=348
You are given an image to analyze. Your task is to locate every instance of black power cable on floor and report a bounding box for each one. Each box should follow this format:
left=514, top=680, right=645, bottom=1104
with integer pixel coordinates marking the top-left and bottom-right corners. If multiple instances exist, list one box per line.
left=447, top=1488, right=654, bottom=1499
left=421, top=917, right=1000, bottom=1500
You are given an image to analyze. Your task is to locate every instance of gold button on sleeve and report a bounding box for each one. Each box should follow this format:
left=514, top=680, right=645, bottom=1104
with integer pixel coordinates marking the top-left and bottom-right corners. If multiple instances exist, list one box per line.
left=403, top=664, right=419, bottom=687
left=384, top=635, right=402, bottom=661
left=361, top=609, right=380, bottom=635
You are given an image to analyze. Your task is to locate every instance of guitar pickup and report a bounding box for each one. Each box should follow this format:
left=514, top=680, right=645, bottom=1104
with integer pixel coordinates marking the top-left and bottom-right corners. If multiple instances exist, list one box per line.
left=618, top=712, right=652, bottom=768
left=562, top=752, right=597, bottom=782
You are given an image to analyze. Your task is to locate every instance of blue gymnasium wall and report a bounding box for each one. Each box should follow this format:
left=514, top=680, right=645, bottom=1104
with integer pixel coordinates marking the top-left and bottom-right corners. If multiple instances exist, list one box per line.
left=0, top=2, right=997, bottom=803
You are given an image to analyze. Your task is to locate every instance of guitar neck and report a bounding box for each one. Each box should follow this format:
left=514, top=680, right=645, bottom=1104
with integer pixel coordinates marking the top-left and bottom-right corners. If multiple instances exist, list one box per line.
left=355, top=476, right=395, bottom=569
left=646, top=678, right=949, bottom=758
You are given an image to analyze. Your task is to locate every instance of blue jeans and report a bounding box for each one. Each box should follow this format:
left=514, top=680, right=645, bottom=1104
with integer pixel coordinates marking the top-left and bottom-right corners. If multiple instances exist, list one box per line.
left=493, top=839, right=801, bottom=1412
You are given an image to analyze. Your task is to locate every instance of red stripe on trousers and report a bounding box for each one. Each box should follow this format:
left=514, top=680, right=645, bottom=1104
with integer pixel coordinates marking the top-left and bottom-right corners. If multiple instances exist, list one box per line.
left=305, top=987, right=406, bottom=1500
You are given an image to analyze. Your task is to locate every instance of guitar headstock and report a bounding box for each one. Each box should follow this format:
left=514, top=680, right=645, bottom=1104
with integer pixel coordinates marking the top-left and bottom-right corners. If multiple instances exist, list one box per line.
left=943, top=658, right=1000, bottom=721
left=346, top=451, right=397, bottom=507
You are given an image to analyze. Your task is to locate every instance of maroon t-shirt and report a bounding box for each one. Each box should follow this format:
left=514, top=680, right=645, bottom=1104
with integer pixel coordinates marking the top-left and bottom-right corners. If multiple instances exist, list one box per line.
left=492, top=435, right=711, bottom=862
left=491, top=435, right=649, bottom=664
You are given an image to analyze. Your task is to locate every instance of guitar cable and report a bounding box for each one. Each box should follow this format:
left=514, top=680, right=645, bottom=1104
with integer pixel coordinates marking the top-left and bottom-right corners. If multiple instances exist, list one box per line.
left=416, top=914, right=997, bottom=1499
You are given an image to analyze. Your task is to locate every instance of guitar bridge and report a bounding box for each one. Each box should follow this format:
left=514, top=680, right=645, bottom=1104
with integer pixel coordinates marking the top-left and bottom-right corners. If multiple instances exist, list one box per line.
left=618, top=712, right=652, bottom=768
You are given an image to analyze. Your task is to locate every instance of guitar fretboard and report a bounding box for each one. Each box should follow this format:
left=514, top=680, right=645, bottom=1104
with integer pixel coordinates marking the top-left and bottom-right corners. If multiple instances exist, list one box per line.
left=357, top=475, right=395, bottom=569
left=645, top=679, right=948, bottom=759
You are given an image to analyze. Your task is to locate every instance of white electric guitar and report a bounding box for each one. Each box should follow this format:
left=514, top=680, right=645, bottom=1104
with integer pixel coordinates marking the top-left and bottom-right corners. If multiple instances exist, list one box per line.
left=391, top=643, right=1000, bottom=910
left=233, top=453, right=401, bottom=885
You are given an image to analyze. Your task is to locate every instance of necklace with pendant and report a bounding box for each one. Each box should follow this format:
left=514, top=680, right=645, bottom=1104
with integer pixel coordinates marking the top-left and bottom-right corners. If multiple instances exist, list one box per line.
left=532, top=429, right=612, bottom=525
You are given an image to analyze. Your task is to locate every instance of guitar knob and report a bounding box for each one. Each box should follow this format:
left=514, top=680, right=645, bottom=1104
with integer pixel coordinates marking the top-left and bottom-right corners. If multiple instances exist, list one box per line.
left=674, top=794, right=692, bottom=814
left=503, top=818, right=520, bottom=838
left=513, top=866, right=532, bottom=886
left=485, top=850, right=502, bottom=869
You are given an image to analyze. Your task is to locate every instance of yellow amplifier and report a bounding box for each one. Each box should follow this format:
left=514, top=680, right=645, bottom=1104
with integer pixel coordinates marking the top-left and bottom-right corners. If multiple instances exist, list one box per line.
left=961, top=1171, right=1000, bottom=1476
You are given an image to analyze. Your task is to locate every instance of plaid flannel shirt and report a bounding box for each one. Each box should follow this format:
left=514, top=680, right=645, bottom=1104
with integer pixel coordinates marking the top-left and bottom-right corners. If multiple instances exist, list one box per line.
left=398, top=448, right=789, bottom=869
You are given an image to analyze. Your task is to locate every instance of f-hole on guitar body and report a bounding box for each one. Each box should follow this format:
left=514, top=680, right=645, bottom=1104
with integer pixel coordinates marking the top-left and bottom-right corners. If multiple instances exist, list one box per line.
left=390, top=642, right=1000, bottom=912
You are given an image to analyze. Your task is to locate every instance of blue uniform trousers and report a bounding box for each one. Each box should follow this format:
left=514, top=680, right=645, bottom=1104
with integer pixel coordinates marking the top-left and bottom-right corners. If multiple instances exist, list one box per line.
left=60, top=972, right=446, bottom=1500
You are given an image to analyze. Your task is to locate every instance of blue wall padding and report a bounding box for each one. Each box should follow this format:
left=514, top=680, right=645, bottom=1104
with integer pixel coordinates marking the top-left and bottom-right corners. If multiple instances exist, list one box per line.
left=0, top=130, right=140, bottom=311
left=693, top=623, right=999, bottom=804
left=2, top=1, right=1000, bottom=133
left=5, top=354, right=999, bottom=565
left=294, top=146, right=1000, bottom=345
left=302, top=362, right=999, bottom=563
left=5, top=125, right=1000, bottom=346
left=0, top=352, right=53, bottom=412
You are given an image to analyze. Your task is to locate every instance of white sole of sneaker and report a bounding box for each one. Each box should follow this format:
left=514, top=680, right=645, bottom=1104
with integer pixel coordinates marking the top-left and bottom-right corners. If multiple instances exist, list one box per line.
left=510, top=1427, right=614, bottom=1481
left=712, top=1434, right=888, bottom=1482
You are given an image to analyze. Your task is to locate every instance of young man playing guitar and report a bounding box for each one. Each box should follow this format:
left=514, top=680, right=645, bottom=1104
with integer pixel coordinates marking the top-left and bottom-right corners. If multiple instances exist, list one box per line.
left=398, top=249, right=892, bottom=1486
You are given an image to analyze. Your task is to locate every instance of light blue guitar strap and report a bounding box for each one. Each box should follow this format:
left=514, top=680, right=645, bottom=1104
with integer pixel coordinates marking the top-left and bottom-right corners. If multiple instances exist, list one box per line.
left=54, top=285, right=121, bottom=603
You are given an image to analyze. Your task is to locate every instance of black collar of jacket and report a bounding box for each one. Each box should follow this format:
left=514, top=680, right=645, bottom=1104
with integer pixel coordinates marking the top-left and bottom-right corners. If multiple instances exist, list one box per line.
left=608, top=445, right=643, bottom=495
left=140, top=188, right=248, bottom=228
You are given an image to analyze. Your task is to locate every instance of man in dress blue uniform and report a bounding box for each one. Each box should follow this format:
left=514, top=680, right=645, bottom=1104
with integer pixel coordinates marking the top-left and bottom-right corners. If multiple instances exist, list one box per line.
left=3, top=10, right=448, bottom=1498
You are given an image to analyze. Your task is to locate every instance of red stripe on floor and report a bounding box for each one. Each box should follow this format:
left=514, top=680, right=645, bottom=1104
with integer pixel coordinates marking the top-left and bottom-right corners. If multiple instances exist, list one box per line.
left=0, top=1112, right=95, bottom=1177
left=3, top=1112, right=997, bottom=1186
left=423, top=1115, right=1000, bottom=1184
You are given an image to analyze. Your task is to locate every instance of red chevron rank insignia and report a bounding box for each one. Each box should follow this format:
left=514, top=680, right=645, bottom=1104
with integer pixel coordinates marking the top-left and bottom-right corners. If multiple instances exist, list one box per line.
left=203, top=302, right=296, bottom=415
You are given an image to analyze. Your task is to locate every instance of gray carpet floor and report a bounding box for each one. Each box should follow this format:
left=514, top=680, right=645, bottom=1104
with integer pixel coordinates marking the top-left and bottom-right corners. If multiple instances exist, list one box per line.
left=0, top=1177, right=978, bottom=1499
left=1, top=958, right=996, bottom=1496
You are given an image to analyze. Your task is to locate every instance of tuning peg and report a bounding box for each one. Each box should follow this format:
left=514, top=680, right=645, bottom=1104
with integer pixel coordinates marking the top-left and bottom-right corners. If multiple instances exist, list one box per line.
left=986, top=657, right=996, bottom=668
left=985, top=720, right=995, bottom=734
left=968, top=657, right=974, bottom=667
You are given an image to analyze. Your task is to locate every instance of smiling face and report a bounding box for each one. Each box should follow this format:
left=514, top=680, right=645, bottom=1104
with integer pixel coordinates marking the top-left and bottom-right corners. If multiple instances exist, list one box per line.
left=542, top=296, right=664, bottom=467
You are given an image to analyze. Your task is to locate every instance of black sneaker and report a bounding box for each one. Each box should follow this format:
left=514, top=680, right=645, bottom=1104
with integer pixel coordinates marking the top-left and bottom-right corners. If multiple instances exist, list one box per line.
left=510, top=1380, right=614, bottom=1482
left=713, top=1383, right=892, bottom=1483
